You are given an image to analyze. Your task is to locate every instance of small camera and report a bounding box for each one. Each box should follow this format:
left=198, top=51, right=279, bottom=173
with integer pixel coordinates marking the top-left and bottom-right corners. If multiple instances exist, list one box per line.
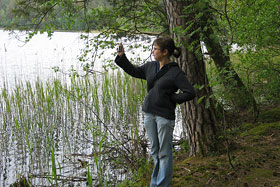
left=118, top=44, right=123, bottom=52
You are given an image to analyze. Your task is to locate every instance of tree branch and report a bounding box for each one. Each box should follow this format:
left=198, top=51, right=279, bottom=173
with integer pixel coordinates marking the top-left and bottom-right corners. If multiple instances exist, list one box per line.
left=224, top=0, right=234, bottom=44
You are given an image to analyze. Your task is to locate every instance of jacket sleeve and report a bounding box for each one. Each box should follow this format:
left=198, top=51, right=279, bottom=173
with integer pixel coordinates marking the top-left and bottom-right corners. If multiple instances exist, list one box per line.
left=171, top=72, right=196, bottom=104
left=115, top=54, right=146, bottom=80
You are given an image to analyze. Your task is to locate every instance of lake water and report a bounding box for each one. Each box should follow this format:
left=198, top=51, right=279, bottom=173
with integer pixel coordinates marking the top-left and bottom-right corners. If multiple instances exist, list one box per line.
left=0, top=30, right=122, bottom=89
left=0, top=30, right=185, bottom=186
left=1, top=30, right=156, bottom=87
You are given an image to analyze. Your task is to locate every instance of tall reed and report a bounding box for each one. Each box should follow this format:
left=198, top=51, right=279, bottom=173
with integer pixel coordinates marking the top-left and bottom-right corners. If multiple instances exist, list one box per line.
left=0, top=70, right=148, bottom=186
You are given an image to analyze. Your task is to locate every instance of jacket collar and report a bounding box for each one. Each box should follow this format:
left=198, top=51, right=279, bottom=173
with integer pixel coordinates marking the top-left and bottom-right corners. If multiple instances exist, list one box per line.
left=156, top=61, right=178, bottom=69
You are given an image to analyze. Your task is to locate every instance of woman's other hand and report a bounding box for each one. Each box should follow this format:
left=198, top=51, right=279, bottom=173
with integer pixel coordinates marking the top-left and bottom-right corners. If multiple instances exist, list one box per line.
left=117, top=43, right=125, bottom=56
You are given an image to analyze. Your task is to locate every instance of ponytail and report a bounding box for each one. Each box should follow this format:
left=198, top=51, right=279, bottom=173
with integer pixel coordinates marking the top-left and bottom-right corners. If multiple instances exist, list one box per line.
left=173, top=47, right=181, bottom=58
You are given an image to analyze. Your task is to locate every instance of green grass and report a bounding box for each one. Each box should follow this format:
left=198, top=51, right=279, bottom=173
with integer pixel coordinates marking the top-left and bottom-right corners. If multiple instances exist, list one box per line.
left=258, top=107, right=280, bottom=122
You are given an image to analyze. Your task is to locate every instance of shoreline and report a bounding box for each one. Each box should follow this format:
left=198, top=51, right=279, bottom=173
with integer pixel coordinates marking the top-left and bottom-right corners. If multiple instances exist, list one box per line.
left=0, top=28, right=101, bottom=34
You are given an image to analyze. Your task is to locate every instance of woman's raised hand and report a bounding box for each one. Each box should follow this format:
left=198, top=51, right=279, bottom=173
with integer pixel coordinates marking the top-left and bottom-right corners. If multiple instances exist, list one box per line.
left=117, top=43, right=125, bottom=56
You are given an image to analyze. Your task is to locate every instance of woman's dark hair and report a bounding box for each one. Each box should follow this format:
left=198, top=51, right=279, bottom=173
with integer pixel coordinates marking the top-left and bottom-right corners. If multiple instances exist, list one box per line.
left=153, top=37, right=181, bottom=58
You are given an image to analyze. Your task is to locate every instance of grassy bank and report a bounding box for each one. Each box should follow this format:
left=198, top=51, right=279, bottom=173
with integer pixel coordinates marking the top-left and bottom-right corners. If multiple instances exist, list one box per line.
left=119, top=106, right=280, bottom=187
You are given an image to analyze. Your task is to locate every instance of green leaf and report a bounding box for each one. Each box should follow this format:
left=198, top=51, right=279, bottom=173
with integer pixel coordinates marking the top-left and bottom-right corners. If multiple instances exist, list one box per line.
left=197, top=96, right=206, bottom=104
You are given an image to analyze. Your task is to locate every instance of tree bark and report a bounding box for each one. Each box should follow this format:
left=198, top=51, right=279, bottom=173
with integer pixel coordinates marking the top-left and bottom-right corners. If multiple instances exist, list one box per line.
left=163, top=0, right=218, bottom=156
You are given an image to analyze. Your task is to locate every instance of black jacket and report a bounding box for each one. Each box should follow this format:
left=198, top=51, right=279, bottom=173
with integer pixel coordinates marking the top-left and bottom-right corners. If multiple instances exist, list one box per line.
left=115, top=54, right=195, bottom=120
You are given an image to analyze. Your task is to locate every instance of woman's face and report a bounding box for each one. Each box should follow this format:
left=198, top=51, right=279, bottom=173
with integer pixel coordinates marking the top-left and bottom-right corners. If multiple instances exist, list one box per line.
left=152, top=43, right=167, bottom=61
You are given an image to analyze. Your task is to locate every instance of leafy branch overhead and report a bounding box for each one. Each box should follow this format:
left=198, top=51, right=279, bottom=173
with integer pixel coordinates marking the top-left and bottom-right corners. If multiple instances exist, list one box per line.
left=6, top=0, right=168, bottom=37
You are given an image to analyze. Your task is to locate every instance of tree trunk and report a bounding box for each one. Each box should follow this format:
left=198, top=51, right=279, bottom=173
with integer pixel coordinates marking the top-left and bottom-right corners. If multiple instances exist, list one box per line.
left=199, top=3, right=257, bottom=112
left=163, top=0, right=218, bottom=156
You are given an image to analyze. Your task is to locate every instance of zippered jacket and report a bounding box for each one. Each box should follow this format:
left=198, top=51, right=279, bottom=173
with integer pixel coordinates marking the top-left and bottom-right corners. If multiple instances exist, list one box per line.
left=115, top=54, right=195, bottom=120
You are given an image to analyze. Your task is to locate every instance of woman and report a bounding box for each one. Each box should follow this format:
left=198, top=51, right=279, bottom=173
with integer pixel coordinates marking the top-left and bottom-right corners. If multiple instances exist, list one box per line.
left=115, top=37, right=195, bottom=187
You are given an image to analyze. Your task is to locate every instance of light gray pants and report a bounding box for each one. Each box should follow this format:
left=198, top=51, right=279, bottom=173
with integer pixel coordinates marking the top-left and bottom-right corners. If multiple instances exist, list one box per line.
left=144, top=113, right=175, bottom=187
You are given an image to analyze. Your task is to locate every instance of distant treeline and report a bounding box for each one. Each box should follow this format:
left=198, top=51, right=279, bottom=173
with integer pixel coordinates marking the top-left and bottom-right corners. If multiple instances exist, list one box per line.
left=0, top=0, right=111, bottom=31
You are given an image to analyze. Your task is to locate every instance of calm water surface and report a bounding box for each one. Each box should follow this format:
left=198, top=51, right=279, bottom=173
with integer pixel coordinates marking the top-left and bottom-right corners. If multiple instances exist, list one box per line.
left=0, top=30, right=107, bottom=89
